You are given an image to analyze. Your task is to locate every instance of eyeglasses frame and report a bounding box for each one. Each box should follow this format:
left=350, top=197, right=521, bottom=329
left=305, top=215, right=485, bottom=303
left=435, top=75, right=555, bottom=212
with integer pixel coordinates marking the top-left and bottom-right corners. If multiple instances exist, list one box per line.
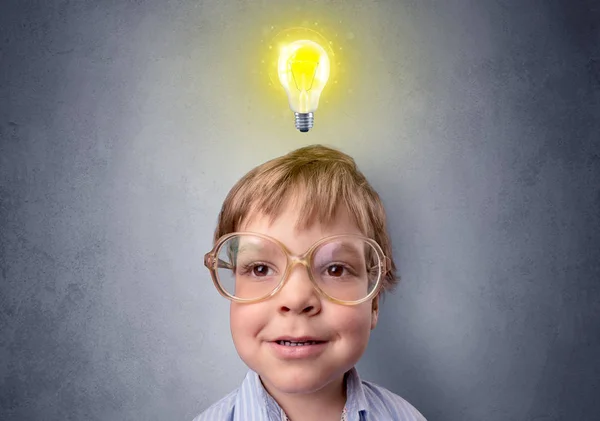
left=203, top=232, right=391, bottom=305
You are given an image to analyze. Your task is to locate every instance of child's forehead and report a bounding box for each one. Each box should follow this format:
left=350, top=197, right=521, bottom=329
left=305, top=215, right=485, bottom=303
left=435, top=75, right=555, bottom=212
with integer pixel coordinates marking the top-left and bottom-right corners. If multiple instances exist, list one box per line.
left=239, top=197, right=363, bottom=236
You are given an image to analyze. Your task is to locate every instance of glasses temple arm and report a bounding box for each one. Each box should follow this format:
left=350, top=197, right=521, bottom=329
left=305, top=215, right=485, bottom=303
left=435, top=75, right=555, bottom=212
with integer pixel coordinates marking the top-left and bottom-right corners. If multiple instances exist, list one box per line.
left=217, top=258, right=234, bottom=270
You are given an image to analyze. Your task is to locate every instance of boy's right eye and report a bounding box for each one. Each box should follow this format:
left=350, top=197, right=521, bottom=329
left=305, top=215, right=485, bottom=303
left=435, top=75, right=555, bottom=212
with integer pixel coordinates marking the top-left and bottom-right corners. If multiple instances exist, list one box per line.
left=238, top=263, right=276, bottom=278
left=251, top=264, right=270, bottom=277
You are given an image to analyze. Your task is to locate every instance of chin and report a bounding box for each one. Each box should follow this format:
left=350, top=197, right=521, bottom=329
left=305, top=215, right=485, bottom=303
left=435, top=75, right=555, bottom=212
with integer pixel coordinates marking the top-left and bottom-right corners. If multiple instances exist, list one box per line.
left=260, top=363, right=345, bottom=394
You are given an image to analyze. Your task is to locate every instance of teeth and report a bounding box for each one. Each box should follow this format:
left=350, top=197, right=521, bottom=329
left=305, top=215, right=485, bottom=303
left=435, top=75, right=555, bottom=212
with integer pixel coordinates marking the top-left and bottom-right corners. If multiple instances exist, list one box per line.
left=277, top=340, right=318, bottom=346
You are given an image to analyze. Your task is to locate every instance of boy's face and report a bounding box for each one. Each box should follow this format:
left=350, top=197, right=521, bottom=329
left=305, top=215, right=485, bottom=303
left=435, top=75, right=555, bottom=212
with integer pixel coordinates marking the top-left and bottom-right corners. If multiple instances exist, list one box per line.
left=230, top=198, right=379, bottom=397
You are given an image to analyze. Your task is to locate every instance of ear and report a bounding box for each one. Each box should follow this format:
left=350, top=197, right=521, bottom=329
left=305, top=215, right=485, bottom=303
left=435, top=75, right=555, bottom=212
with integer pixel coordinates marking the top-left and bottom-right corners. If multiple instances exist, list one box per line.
left=370, top=295, right=379, bottom=330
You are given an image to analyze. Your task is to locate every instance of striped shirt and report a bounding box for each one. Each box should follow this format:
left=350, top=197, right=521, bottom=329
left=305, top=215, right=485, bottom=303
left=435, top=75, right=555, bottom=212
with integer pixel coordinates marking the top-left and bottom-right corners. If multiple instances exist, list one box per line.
left=193, top=367, right=427, bottom=421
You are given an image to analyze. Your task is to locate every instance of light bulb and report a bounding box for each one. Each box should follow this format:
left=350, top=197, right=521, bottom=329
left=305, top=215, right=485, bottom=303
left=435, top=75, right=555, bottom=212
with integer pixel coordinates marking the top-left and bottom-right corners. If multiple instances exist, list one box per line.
left=277, top=39, right=330, bottom=132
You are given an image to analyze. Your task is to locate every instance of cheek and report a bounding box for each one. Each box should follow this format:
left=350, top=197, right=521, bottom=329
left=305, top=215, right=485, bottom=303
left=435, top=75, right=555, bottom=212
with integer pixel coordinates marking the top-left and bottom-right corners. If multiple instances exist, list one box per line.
left=230, top=303, right=269, bottom=345
left=331, top=304, right=373, bottom=340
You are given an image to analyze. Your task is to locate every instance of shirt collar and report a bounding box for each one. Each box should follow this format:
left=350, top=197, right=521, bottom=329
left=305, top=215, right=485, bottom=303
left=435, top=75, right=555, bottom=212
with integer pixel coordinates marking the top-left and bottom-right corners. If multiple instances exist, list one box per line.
left=344, top=367, right=369, bottom=417
left=235, top=367, right=368, bottom=421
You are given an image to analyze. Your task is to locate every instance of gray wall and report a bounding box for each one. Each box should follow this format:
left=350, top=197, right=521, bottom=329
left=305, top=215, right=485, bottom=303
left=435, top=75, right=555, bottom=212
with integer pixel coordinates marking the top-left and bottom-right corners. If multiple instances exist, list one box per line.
left=1, top=0, right=599, bottom=420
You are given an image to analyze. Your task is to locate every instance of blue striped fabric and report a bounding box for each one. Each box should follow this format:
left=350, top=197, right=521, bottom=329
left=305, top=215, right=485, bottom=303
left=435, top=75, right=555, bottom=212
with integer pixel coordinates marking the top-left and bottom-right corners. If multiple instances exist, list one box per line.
left=193, top=367, right=427, bottom=421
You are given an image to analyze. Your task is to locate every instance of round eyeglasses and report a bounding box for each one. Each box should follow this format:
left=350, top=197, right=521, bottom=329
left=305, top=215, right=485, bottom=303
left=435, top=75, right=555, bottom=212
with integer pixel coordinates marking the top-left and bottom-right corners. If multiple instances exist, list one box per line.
left=203, top=232, right=390, bottom=305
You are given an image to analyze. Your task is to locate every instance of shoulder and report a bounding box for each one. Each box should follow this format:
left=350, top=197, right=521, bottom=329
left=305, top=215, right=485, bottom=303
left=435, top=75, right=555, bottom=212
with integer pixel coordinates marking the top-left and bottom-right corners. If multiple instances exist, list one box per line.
left=361, top=380, right=427, bottom=421
left=192, top=389, right=238, bottom=421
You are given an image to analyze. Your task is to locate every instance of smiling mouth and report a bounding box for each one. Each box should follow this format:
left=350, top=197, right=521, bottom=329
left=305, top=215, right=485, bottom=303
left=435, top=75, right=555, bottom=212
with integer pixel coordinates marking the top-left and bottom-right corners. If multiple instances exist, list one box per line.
left=275, top=340, right=325, bottom=346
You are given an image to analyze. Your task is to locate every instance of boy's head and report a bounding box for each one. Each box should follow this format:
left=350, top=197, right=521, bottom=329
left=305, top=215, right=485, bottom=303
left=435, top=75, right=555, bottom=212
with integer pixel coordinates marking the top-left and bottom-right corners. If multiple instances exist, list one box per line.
left=208, top=144, right=398, bottom=398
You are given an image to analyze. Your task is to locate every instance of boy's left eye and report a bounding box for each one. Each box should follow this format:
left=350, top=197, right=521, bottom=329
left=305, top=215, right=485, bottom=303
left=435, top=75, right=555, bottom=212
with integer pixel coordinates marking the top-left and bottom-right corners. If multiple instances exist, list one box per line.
left=325, top=264, right=347, bottom=277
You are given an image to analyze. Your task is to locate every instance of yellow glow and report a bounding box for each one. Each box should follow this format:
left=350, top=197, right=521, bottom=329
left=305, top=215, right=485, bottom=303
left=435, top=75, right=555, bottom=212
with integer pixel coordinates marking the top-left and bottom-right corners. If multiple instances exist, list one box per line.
left=277, top=39, right=330, bottom=113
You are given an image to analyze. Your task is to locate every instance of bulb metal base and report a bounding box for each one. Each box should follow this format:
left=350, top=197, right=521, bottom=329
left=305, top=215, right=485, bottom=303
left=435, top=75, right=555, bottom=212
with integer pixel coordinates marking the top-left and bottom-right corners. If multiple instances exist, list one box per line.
left=294, top=112, right=314, bottom=132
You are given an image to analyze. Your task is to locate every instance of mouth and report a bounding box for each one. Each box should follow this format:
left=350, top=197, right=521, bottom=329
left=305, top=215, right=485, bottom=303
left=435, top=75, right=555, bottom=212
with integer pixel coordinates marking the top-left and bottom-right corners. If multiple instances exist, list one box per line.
left=272, top=337, right=327, bottom=347
left=268, top=336, right=328, bottom=359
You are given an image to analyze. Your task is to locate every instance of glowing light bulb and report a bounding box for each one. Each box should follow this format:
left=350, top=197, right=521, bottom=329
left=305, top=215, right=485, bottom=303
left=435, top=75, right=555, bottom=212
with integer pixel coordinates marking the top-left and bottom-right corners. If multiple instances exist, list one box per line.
left=277, top=39, right=330, bottom=132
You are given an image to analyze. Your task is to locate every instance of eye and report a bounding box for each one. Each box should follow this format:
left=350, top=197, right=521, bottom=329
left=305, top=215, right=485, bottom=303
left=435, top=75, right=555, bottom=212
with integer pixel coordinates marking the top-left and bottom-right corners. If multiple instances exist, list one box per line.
left=326, top=264, right=347, bottom=277
left=237, top=262, right=276, bottom=278
left=252, top=264, right=272, bottom=277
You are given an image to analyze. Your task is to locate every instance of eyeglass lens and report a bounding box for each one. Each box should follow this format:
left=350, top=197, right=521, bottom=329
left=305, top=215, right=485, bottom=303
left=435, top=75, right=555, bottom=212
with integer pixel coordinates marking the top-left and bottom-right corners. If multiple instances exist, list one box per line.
left=215, top=234, right=381, bottom=301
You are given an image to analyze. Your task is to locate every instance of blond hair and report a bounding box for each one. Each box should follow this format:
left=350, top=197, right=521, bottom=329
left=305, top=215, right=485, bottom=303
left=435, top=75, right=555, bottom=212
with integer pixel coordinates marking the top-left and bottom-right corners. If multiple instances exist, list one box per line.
left=213, top=144, right=399, bottom=294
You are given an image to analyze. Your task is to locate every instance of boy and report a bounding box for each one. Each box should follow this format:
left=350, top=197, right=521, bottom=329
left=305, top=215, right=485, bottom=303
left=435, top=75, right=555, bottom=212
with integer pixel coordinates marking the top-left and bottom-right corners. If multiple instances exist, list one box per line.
left=194, top=145, right=426, bottom=421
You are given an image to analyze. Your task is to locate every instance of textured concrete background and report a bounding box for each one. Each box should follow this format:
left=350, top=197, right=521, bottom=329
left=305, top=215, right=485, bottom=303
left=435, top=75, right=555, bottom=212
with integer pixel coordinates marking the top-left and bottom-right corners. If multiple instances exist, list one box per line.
left=1, top=0, right=599, bottom=420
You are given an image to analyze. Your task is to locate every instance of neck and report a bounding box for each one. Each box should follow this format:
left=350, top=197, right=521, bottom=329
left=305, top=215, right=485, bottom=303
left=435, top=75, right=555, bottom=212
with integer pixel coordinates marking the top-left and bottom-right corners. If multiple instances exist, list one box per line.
left=262, top=373, right=348, bottom=421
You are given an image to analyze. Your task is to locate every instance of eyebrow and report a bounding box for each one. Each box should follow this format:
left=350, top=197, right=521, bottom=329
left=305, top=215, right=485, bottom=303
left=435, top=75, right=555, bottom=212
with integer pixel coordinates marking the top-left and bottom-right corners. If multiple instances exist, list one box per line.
left=236, top=243, right=265, bottom=255
left=316, top=242, right=364, bottom=260
left=233, top=236, right=366, bottom=259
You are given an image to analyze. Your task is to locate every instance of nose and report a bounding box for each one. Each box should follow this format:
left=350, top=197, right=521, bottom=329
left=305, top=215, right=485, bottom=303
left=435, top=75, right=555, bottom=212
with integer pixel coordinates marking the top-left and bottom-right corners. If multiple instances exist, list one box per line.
left=275, top=261, right=321, bottom=316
